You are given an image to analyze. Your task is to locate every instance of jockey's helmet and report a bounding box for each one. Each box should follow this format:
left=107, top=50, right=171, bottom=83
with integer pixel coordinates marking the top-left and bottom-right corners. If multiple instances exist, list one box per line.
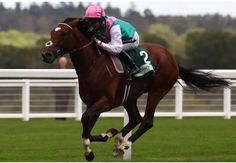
left=84, top=4, right=106, bottom=19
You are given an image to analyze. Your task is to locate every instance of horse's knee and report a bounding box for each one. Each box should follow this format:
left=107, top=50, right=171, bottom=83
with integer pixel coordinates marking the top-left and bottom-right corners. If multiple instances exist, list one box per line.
left=81, top=110, right=94, bottom=124
left=81, top=111, right=89, bottom=123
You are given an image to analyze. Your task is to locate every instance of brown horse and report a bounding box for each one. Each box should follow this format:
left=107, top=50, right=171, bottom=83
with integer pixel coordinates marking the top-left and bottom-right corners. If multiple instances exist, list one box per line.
left=42, top=18, right=229, bottom=161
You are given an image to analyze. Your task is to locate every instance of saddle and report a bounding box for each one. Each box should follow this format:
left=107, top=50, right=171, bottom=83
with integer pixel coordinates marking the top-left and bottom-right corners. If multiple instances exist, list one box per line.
left=110, top=48, right=155, bottom=77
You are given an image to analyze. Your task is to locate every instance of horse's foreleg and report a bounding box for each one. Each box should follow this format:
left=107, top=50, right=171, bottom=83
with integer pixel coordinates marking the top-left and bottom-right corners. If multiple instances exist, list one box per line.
left=85, top=114, right=109, bottom=142
left=81, top=111, right=98, bottom=161
left=84, top=111, right=119, bottom=142
left=85, top=116, right=119, bottom=142
left=81, top=96, right=110, bottom=161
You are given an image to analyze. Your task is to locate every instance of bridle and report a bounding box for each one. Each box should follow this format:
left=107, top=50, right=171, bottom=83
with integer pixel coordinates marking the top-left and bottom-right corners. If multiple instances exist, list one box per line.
left=70, top=40, right=94, bottom=54
left=57, top=22, right=94, bottom=54
left=58, top=22, right=103, bottom=75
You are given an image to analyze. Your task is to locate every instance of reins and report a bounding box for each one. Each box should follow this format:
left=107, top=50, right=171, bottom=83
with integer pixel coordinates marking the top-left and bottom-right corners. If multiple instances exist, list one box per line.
left=71, top=41, right=94, bottom=54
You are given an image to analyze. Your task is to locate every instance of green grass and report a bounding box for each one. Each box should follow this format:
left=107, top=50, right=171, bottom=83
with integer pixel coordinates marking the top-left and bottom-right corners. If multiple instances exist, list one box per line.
left=0, top=117, right=236, bottom=161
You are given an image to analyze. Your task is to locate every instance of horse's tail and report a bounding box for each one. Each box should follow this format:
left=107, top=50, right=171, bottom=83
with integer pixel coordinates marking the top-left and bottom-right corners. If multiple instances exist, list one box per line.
left=178, top=65, right=230, bottom=91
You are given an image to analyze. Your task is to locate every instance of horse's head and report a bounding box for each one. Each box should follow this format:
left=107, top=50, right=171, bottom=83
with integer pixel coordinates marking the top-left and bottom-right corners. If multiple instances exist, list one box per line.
left=42, top=18, right=90, bottom=64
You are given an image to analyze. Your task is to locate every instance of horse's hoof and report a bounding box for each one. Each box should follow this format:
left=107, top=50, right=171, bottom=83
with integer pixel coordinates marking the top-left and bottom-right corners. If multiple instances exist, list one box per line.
left=112, top=148, right=124, bottom=157
left=85, top=151, right=95, bottom=161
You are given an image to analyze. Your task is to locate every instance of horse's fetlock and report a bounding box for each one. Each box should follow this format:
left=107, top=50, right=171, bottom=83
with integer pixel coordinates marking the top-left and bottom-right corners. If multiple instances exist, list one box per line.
left=83, top=138, right=90, bottom=146
left=115, top=133, right=124, bottom=142
left=114, top=133, right=124, bottom=147
left=83, top=138, right=93, bottom=157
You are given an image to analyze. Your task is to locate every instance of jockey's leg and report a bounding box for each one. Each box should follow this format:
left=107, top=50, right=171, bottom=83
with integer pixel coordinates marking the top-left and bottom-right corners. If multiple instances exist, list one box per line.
left=116, top=51, right=140, bottom=75
left=118, top=32, right=140, bottom=76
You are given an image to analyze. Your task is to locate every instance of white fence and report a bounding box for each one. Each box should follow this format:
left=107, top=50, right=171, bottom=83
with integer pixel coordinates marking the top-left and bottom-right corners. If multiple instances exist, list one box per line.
left=0, top=69, right=236, bottom=120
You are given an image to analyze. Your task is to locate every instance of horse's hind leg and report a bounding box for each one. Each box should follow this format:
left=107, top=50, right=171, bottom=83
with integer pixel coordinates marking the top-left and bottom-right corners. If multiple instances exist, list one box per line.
left=120, top=100, right=142, bottom=136
left=113, top=100, right=142, bottom=156
left=120, top=86, right=173, bottom=152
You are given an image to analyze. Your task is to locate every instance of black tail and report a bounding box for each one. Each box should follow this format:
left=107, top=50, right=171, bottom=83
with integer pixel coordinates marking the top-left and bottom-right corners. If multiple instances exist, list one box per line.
left=178, top=65, right=230, bottom=91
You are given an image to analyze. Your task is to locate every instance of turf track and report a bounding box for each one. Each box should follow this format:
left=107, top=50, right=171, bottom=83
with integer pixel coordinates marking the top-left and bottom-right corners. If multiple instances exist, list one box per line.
left=0, top=117, right=236, bottom=161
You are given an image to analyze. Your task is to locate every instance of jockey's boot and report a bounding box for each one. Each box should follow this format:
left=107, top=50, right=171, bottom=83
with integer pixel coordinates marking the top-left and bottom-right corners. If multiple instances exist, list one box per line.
left=117, top=51, right=140, bottom=76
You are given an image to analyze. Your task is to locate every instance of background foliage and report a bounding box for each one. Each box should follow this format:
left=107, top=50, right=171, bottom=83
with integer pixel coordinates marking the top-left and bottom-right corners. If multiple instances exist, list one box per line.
left=0, top=2, right=236, bottom=69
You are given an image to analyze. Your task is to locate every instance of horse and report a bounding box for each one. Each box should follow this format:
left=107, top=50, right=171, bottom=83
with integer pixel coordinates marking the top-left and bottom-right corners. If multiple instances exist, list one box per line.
left=41, top=18, right=229, bottom=161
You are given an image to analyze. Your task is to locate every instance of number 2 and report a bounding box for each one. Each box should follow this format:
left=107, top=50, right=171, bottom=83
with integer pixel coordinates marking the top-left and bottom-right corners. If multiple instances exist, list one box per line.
left=140, top=51, right=151, bottom=64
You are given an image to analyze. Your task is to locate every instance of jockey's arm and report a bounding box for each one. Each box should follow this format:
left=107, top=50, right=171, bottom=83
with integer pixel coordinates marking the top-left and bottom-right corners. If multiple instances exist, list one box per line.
left=96, top=25, right=123, bottom=54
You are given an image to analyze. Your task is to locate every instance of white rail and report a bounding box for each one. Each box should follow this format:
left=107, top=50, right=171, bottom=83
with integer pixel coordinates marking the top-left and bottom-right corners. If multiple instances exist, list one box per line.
left=0, top=69, right=236, bottom=120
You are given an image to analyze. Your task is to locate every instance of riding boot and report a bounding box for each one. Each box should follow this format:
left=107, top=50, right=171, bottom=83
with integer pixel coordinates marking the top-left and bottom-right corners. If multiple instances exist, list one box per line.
left=116, top=51, right=140, bottom=76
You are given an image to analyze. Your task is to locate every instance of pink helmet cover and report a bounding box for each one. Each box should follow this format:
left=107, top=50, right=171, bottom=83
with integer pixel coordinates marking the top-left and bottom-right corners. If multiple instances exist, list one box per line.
left=84, top=4, right=106, bottom=18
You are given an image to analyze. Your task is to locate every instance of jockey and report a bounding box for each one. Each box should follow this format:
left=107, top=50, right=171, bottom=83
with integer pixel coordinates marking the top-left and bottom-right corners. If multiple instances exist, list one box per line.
left=84, top=4, right=140, bottom=75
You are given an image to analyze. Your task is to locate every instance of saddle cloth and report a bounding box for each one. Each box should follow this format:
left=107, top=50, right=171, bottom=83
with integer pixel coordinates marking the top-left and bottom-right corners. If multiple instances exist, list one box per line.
left=110, top=48, right=155, bottom=77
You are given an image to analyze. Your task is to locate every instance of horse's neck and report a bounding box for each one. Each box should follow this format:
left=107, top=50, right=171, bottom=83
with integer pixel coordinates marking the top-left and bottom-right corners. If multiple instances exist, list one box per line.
left=70, top=45, right=101, bottom=79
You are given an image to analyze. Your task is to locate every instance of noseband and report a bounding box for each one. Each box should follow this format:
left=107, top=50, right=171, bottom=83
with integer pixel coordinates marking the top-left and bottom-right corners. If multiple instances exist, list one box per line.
left=58, top=23, right=73, bottom=30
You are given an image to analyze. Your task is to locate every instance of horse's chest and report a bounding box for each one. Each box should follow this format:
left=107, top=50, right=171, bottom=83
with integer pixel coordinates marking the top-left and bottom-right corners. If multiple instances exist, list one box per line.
left=79, top=81, right=104, bottom=105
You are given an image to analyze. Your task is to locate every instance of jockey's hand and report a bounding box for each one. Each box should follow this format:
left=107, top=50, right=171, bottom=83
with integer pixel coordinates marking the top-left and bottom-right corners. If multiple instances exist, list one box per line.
left=93, top=37, right=102, bottom=46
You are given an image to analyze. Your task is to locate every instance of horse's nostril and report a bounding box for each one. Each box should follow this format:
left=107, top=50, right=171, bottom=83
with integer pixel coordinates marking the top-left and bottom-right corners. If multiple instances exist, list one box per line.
left=42, top=52, right=54, bottom=60
left=45, top=53, right=52, bottom=57
left=42, top=52, right=55, bottom=64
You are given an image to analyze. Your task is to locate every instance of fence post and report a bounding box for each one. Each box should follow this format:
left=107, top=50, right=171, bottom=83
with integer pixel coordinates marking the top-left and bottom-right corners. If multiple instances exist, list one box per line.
left=123, top=109, right=131, bottom=160
left=175, top=81, right=183, bottom=119
left=75, top=82, right=82, bottom=121
left=224, top=87, right=231, bottom=119
left=22, top=80, right=30, bottom=121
